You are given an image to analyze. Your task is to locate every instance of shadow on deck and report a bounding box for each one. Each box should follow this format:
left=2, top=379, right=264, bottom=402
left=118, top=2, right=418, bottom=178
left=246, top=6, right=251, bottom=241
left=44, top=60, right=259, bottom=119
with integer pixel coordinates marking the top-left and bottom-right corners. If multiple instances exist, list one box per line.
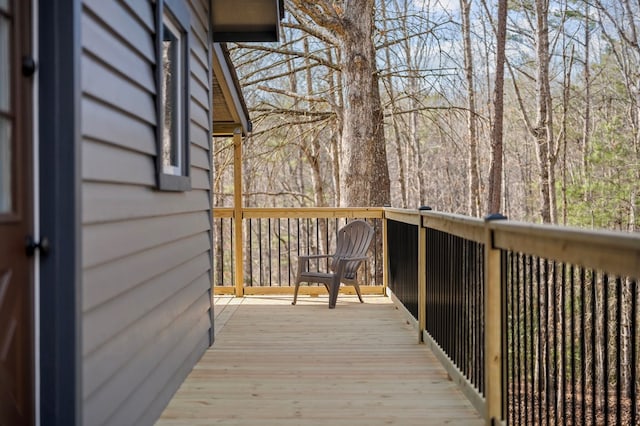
left=157, top=295, right=483, bottom=425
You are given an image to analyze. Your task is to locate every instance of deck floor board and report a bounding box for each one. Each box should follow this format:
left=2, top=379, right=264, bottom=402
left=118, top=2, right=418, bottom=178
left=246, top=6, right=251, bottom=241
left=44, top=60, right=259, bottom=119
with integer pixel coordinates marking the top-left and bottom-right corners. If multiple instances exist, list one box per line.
left=157, top=295, right=484, bottom=425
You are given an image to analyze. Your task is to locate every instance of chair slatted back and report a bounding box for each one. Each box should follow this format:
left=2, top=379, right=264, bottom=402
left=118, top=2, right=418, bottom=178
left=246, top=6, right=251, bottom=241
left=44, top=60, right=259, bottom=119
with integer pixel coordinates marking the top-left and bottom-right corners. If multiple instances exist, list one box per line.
left=330, top=220, right=375, bottom=279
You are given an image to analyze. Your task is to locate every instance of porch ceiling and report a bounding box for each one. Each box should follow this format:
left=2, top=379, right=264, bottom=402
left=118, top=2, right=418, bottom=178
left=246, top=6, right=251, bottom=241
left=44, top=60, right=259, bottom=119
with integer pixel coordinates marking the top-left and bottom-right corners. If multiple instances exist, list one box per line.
left=212, top=43, right=251, bottom=137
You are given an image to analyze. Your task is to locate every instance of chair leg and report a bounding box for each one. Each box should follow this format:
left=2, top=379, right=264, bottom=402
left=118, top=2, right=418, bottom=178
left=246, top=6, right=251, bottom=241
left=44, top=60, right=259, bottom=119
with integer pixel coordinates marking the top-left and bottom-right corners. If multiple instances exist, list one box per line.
left=292, top=280, right=301, bottom=305
left=353, top=282, right=364, bottom=303
left=328, top=277, right=340, bottom=309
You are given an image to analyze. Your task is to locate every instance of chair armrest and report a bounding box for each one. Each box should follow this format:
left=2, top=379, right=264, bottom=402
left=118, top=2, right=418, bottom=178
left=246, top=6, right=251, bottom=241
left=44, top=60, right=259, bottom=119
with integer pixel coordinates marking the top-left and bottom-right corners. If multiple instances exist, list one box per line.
left=336, top=255, right=369, bottom=262
left=298, top=254, right=334, bottom=261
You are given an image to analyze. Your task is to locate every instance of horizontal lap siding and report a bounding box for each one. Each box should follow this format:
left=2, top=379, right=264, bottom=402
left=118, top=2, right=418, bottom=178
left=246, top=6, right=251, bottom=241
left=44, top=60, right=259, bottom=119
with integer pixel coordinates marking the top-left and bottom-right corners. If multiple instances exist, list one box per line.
left=80, top=1, right=213, bottom=425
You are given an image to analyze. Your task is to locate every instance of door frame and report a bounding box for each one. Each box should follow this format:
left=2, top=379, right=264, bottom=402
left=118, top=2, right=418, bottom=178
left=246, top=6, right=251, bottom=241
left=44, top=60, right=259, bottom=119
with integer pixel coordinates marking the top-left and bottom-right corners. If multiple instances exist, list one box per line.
left=37, top=0, right=82, bottom=424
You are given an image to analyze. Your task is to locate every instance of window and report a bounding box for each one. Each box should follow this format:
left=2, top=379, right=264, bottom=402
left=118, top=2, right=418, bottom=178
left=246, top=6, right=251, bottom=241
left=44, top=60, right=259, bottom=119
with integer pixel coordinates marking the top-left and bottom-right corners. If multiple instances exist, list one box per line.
left=0, top=4, right=13, bottom=213
left=156, top=0, right=190, bottom=191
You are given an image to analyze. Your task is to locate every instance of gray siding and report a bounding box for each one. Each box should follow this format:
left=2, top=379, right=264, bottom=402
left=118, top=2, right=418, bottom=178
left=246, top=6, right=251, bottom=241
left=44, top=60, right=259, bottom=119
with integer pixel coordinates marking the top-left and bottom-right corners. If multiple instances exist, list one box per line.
left=80, top=0, right=213, bottom=424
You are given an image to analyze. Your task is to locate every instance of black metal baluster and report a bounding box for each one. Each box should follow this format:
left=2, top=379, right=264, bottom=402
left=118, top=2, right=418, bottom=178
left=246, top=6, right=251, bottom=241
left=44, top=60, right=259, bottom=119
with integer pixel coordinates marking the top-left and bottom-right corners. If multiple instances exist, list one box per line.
left=570, top=265, right=576, bottom=426
left=530, top=257, right=536, bottom=425
left=276, top=218, right=281, bottom=287
left=448, top=233, right=453, bottom=360
left=508, top=251, right=515, bottom=425
left=501, top=249, right=508, bottom=422
left=306, top=218, right=310, bottom=257
left=580, top=267, right=586, bottom=426
left=439, top=230, right=443, bottom=352
left=435, top=230, right=441, bottom=349
left=537, top=257, right=543, bottom=426
left=631, top=278, right=637, bottom=426
left=287, top=218, right=291, bottom=286
left=550, top=260, right=556, bottom=425
left=452, top=234, right=458, bottom=367
left=547, top=260, right=553, bottom=425
left=616, top=276, right=621, bottom=426
left=604, top=273, right=609, bottom=425
left=554, top=262, right=567, bottom=424
left=258, top=218, right=263, bottom=287
left=268, top=219, right=272, bottom=287
left=478, top=242, right=483, bottom=394
left=466, top=236, right=472, bottom=385
left=516, top=252, right=523, bottom=425
left=524, top=255, right=530, bottom=425
left=248, top=218, right=252, bottom=286
left=229, top=218, right=233, bottom=285
left=591, top=269, right=596, bottom=426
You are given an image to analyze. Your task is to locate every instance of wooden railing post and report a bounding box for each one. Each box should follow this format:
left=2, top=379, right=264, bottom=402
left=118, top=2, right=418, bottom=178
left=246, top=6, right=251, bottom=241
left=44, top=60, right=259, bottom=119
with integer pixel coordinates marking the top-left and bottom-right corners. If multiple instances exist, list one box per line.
left=233, top=128, right=244, bottom=297
left=484, top=213, right=506, bottom=425
left=417, top=206, right=430, bottom=343
left=382, top=211, right=388, bottom=294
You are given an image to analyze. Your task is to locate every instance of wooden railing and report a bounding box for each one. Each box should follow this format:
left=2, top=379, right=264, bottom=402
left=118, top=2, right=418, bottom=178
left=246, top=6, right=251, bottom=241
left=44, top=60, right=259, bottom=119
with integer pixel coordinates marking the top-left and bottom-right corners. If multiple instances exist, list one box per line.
left=386, top=208, right=640, bottom=426
left=212, top=207, right=385, bottom=295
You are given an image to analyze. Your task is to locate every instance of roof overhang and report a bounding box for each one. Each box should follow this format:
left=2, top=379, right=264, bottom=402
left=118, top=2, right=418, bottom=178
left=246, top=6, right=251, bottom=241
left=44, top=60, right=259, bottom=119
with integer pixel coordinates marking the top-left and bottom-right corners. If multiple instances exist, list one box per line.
left=212, top=43, right=251, bottom=137
left=211, top=0, right=284, bottom=42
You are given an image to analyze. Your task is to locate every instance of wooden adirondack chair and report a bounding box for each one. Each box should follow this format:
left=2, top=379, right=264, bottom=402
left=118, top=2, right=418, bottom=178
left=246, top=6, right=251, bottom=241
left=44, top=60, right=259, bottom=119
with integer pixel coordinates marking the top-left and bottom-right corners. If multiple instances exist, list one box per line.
left=292, top=220, right=375, bottom=309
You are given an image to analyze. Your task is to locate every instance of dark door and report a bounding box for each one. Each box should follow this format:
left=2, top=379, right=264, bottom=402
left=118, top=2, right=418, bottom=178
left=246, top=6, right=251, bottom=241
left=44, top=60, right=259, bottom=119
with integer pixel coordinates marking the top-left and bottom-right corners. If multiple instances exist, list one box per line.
left=0, top=0, right=34, bottom=424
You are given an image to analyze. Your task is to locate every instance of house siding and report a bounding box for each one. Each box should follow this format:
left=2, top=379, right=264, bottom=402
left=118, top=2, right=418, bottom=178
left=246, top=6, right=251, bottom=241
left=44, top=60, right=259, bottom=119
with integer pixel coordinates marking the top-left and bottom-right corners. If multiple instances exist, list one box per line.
left=80, top=0, right=213, bottom=425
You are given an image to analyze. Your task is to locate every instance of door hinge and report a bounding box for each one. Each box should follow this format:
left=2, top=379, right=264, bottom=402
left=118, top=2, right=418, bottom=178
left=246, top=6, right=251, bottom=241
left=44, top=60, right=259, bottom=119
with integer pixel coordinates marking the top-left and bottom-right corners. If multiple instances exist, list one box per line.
left=22, top=56, right=37, bottom=77
left=25, top=236, right=50, bottom=257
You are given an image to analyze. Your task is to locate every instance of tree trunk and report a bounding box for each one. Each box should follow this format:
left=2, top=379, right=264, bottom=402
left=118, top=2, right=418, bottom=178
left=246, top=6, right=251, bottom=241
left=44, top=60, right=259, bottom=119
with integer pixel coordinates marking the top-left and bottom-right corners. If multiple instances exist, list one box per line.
left=533, top=0, right=553, bottom=223
left=303, top=38, right=327, bottom=207
left=560, top=48, right=574, bottom=226
left=289, top=0, right=390, bottom=208
left=486, top=0, right=507, bottom=215
left=381, top=0, right=407, bottom=208
left=339, top=0, right=390, bottom=207
left=461, top=0, right=482, bottom=217
left=583, top=8, right=592, bottom=177
left=327, top=48, right=342, bottom=206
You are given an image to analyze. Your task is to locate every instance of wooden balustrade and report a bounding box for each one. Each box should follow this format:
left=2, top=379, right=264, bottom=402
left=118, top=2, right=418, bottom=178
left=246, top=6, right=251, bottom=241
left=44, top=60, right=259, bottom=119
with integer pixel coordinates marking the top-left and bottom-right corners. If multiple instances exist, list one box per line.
left=213, top=207, right=385, bottom=296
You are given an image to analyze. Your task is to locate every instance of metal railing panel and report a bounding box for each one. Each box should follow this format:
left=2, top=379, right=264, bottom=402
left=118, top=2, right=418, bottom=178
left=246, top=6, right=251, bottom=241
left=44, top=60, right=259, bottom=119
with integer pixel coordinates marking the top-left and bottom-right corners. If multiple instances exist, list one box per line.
left=423, top=227, right=486, bottom=396
left=503, top=255, right=640, bottom=425
left=386, top=218, right=419, bottom=319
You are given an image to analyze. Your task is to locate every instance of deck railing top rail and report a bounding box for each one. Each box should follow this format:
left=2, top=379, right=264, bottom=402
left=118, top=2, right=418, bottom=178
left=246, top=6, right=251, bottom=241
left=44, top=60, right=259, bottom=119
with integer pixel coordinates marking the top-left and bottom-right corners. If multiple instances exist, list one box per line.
left=419, top=210, right=485, bottom=243
left=488, top=219, right=640, bottom=279
left=213, top=207, right=384, bottom=219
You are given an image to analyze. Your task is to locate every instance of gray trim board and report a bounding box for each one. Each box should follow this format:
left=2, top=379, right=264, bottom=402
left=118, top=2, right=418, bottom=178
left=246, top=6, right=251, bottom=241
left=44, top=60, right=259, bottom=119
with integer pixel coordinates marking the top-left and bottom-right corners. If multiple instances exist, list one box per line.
left=212, top=42, right=251, bottom=134
left=207, top=0, right=215, bottom=346
left=155, top=0, right=192, bottom=192
left=38, top=0, right=82, bottom=424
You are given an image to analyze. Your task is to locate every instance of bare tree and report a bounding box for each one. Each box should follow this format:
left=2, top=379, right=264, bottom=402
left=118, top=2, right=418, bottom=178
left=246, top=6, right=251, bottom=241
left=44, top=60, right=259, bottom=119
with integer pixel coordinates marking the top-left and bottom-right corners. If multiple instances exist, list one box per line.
left=486, top=0, right=507, bottom=215
left=460, top=0, right=482, bottom=216
left=289, top=0, right=391, bottom=207
left=532, top=0, right=556, bottom=223
left=380, top=0, right=408, bottom=208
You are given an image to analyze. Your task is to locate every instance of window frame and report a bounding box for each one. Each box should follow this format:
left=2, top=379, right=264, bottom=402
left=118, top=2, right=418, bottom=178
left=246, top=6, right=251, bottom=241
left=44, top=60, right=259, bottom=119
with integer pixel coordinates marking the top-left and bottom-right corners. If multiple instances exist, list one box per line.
left=155, top=0, right=191, bottom=192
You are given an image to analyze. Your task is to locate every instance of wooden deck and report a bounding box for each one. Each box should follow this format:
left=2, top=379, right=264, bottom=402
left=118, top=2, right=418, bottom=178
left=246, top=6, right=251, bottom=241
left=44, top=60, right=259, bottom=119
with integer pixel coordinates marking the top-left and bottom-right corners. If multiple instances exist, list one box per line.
left=156, top=295, right=484, bottom=425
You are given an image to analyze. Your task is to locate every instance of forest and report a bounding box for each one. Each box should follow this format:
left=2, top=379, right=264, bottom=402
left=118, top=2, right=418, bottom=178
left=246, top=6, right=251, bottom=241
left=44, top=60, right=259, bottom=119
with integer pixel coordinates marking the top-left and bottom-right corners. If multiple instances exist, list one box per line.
left=213, top=0, right=640, bottom=232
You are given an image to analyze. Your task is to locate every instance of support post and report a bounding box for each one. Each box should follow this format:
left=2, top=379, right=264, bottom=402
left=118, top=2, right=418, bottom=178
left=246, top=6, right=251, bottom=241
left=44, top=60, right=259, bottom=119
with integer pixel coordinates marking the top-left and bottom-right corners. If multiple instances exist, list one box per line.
left=233, top=128, right=244, bottom=297
left=417, top=206, right=431, bottom=343
left=382, top=211, right=388, bottom=294
left=484, top=213, right=506, bottom=425
left=417, top=216, right=427, bottom=343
